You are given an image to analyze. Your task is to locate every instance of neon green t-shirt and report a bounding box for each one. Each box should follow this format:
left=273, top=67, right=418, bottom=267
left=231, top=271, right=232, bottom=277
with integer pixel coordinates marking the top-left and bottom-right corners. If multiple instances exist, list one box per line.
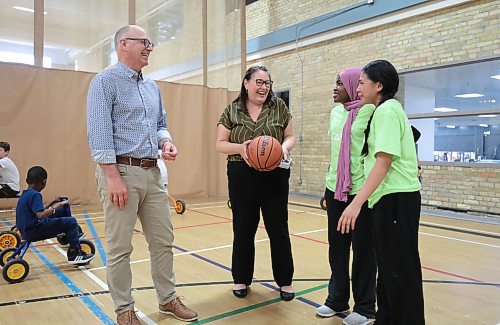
left=325, top=103, right=376, bottom=195
left=364, top=99, right=421, bottom=208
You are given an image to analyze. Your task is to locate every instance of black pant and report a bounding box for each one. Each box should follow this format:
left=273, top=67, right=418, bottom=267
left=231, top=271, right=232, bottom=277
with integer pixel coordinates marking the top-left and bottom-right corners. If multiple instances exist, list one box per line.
left=228, top=161, right=294, bottom=287
left=324, top=188, right=376, bottom=318
left=373, top=191, right=425, bottom=325
left=0, top=184, right=19, bottom=198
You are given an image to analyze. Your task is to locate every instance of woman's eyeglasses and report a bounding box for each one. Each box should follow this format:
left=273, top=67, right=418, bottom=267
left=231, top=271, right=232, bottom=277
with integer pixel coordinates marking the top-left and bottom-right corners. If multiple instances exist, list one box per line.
left=124, top=38, right=155, bottom=49
left=253, top=78, right=273, bottom=88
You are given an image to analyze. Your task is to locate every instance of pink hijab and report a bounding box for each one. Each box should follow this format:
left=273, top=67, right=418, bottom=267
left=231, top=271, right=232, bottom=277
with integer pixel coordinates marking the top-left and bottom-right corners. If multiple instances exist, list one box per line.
left=334, top=67, right=363, bottom=202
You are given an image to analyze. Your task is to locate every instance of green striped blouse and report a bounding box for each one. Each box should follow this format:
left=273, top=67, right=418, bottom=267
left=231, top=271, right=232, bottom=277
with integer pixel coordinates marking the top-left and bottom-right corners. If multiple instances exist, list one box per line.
left=218, top=97, right=291, bottom=161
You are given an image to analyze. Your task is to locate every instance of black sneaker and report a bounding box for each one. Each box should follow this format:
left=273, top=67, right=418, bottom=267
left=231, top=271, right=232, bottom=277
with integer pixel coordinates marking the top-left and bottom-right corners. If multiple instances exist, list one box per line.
left=57, top=231, right=85, bottom=247
left=67, top=251, right=95, bottom=265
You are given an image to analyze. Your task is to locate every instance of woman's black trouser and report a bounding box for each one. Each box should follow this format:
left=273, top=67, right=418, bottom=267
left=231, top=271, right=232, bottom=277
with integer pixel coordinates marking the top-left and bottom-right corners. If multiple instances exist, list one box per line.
left=228, top=161, right=294, bottom=287
left=373, top=191, right=425, bottom=325
left=324, top=187, right=376, bottom=318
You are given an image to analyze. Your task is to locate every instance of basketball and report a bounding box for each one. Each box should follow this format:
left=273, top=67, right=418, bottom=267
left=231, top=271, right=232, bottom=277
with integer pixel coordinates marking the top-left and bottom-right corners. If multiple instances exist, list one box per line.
left=247, top=135, right=283, bottom=172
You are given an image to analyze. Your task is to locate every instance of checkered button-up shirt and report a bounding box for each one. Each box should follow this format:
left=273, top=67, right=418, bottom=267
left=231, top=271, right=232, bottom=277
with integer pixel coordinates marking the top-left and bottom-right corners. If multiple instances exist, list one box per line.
left=87, top=62, right=172, bottom=164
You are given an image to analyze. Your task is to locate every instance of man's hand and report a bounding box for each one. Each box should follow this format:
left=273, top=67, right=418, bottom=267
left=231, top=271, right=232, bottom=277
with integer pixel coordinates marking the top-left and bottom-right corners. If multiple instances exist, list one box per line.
left=100, top=164, right=128, bottom=208
left=162, top=141, right=178, bottom=161
left=107, top=176, right=128, bottom=208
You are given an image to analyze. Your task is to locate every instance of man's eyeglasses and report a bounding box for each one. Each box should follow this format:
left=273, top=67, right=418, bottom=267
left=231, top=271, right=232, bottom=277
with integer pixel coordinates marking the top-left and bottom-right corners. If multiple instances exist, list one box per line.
left=254, top=78, right=273, bottom=88
left=124, top=38, right=154, bottom=49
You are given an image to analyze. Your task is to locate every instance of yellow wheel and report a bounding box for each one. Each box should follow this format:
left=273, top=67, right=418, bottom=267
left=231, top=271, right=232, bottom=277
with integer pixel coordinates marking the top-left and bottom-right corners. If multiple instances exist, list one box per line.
left=0, top=247, right=17, bottom=267
left=0, top=231, right=21, bottom=251
left=320, top=197, right=327, bottom=210
left=10, top=226, right=23, bottom=240
left=175, top=200, right=186, bottom=214
left=80, top=239, right=96, bottom=255
left=3, top=259, right=29, bottom=284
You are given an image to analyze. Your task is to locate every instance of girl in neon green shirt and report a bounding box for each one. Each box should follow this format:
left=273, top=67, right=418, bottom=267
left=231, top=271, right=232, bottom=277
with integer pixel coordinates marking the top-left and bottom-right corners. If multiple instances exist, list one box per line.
left=338, top=60, right=425, bottom=325
left=315, top=68, right=376, bottom=325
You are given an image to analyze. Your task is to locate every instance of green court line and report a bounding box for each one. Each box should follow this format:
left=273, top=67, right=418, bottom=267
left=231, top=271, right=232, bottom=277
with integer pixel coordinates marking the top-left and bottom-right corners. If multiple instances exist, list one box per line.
left=192, top=283, right=328, bottom=324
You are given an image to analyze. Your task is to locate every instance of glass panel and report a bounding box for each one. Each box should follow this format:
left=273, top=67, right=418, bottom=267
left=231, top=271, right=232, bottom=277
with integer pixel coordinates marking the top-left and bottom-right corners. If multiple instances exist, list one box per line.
left=0, top=0, right=34, bottom=65
left=403, top=60, right=500, bottom=114
left=141, top=0, right=242, bottom=89
left=139, top=0, right=202, bottom=84
left=410, top=116, right=500, bottom=163
left=207, top=0, right=241, bottom=90
left=44, top=0, right=128, bottom=72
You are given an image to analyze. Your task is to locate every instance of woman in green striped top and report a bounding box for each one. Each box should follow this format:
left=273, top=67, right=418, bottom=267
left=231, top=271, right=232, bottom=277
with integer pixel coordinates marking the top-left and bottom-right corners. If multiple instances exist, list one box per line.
left=216, top=66, right=296, bottom=301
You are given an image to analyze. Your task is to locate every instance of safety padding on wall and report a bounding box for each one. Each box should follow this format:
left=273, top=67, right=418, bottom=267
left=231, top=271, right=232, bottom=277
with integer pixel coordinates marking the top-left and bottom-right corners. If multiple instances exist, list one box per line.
left=0, top=62, right=237, bottom=208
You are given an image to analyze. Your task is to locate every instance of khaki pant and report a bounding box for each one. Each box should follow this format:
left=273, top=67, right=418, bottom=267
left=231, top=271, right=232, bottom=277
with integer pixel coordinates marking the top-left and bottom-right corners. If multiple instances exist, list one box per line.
left=96, top=164, right=176, bottom=314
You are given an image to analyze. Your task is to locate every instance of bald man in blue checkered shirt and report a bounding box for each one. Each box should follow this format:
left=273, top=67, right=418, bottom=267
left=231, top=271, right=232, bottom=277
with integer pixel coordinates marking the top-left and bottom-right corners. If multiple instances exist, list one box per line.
left=87, top=25, right=197, bottom=325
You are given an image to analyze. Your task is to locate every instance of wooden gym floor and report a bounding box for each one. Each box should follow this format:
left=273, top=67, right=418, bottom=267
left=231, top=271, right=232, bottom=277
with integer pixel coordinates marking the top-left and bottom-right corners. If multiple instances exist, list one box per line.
left=0, top=196, right=499, bottom=324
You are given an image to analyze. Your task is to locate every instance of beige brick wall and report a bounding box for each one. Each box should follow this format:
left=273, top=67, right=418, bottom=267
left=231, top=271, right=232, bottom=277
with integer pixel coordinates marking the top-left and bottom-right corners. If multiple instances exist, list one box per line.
left=420, top=164, right=500, bottom=215
left=244, top=0, right=499, bottom=214
left=145, top=0, right=242, bottom=88
left=246, top=0, right=359, bottom=39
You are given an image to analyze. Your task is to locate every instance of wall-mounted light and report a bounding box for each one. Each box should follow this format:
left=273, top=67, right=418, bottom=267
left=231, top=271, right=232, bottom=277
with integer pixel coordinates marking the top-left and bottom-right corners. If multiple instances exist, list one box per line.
left=13, top=6, right=47, bottom=14
left=434, top=107, right=457, bottom=112
left=455, top=93, right=484, bottom=98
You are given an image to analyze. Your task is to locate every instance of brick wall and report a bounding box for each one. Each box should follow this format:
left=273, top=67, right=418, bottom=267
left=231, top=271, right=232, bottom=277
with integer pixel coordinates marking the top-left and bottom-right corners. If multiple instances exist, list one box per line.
left=242, top=0, right=499, bottom=214
left=420, top=163, right=500, bottom=215
left=246, top=0, right=358, bottom=39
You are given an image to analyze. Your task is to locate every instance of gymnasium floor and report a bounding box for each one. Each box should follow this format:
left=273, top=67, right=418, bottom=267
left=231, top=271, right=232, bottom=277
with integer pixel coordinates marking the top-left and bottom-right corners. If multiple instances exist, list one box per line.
left=0, top=196, right=499, bottom=324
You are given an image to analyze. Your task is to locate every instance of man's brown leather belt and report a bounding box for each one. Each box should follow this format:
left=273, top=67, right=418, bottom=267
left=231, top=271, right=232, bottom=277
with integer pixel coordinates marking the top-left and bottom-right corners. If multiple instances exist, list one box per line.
left=116, top=156, right=157, bottom=168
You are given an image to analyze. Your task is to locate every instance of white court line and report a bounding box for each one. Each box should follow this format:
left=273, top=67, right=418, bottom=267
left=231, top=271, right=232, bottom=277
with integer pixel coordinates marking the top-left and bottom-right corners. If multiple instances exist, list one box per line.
left=46, top=239, right=156, bottom=325
left=187, top=201, right=227, bottom=206
left=420, top=232, right=500, bottom=249
left=190, top=205, right=228, bottom=210
left=86, top=225, right=500, bottom=272
left=421, top=221, right=500, bottom=237
left=89, top=238, right=273, bottom=272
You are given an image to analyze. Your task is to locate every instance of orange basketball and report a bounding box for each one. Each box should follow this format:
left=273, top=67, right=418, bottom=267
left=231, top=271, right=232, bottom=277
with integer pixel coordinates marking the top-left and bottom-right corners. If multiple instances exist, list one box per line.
left=247, top=135, right=283, bottom=172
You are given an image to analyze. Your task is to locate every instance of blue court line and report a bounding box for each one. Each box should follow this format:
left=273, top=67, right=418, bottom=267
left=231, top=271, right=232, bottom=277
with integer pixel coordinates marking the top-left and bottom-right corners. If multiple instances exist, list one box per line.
left=1, top=218, right=114, bottom=324
left=173, top=245, right=232, bottom=272
left=172, top=245, right=320, bottom=308
left=83, top=211, right=106, bottom=266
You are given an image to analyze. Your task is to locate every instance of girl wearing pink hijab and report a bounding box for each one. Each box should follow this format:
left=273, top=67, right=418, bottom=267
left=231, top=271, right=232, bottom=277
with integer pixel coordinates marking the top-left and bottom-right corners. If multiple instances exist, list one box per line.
left=315, top=67, right=377, bottom=325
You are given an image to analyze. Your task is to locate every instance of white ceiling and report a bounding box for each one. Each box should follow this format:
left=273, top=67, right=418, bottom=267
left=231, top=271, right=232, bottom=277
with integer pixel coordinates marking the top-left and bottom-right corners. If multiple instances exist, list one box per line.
left=403, top=60, right=500, bottom=126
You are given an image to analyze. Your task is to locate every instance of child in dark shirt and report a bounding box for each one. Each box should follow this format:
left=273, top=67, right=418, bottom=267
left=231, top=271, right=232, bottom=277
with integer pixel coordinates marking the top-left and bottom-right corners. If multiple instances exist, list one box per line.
left=16, top=166, right=94, bottom=265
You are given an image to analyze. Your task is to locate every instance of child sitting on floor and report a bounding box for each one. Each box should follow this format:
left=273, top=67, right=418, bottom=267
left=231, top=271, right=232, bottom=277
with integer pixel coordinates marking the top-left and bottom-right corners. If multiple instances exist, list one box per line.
left=16, top=166, right=94, bottom=265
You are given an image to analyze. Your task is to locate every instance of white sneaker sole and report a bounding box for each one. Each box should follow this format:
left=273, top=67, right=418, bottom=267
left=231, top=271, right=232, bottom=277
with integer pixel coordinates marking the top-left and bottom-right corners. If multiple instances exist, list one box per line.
left=68, top=255, right=95, bottom=265
left=343, top=320, right=375, bottom=325
left=316, top=308, right=350, bottom=318
left=343, top=316, right=375, bottom=325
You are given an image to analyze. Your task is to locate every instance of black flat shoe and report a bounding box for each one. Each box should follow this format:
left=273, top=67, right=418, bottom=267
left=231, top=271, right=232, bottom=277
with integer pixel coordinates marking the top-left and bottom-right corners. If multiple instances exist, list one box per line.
left=232, top=287, right=248, bottom=298
left=280, top=289, right=295, bottom=301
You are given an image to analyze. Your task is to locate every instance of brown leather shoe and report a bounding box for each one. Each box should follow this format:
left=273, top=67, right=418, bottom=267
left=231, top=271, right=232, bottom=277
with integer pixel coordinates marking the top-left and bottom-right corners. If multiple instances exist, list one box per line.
left=159, top=297, right=198, bottom=322
left=117, top=310, right=142, bottom=325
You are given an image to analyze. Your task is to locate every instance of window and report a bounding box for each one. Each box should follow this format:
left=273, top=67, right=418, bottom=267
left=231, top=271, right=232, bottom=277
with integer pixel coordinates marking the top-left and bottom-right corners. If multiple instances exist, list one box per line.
left=275, top=89, right=290, bottom=109
left=226, top=0, right=259, bottom=14
left=402, top=59, right=500, bottom=163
